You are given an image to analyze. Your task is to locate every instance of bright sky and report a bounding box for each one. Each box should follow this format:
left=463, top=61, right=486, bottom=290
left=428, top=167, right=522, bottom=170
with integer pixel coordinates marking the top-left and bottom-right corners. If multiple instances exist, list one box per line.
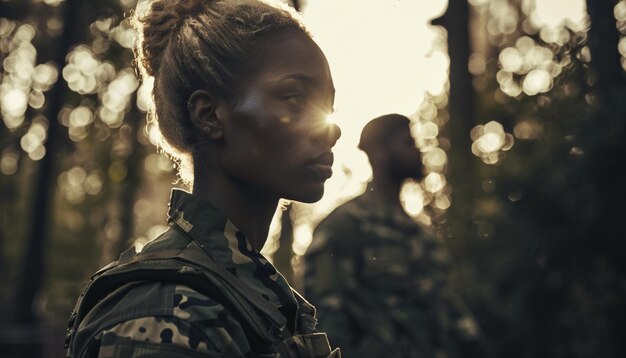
left=300, top=0, right=449, bottom=220
left=532, top=0, right=587, bottom=30
left=303, top=0, right=448, bottom=143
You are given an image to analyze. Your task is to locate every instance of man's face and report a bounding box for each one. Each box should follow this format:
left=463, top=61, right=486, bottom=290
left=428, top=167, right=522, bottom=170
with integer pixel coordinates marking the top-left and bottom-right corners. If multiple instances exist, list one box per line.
left=387, top=127, right=423, bottom=181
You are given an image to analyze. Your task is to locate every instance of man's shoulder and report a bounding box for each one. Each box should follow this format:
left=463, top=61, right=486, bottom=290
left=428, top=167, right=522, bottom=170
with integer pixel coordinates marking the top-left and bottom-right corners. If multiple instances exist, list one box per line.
left=317, top=196, right=369, bottom=230
left=306, top=196, right=369, bottom=255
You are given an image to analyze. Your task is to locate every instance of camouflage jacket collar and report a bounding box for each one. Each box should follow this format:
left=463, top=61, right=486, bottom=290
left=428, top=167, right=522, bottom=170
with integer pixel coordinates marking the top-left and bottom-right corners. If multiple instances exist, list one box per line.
left=166, top=189, right=297, bottom=310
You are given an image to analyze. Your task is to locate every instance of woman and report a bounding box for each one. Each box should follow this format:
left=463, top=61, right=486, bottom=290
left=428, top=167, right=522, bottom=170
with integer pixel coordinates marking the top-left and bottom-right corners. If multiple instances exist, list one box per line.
left=65, top=0, right=341, bottom=356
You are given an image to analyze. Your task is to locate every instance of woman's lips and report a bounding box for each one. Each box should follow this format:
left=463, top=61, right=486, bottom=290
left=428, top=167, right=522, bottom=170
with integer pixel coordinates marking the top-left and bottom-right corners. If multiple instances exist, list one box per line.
left=307, top=162, right=333, bottom=180
left=307, top=151, right=334, bottom=180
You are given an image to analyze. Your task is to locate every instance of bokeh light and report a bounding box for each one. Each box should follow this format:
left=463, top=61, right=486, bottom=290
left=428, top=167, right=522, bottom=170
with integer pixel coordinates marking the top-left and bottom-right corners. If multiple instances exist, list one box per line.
left=471, top=121, right=514, bottom=164
left=2, top=88, right=28, bottom=120
left=495, top=36, right=562, bottom=97
left=522, top=69, right=552, bottom=95
left=0, top=148, right=19, bottom=176
left=98, top=68, right=139, bottom=128
left=424, top=172, right=446, bottom=194
left=19, top=116, right=49, bottom=161
left=110, top=19, right=136, bottom=49
left=401, top=181, right=426, bottom=217
left=0, top=22, right=46, bottom=130
left=63, top=45, right=116, bottom=95
left=513, top=118, right=543, bottom=140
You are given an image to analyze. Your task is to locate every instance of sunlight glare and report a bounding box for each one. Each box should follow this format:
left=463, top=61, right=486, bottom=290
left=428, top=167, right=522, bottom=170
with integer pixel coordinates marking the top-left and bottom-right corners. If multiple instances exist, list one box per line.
left=325, top=112, right=339, bottom=125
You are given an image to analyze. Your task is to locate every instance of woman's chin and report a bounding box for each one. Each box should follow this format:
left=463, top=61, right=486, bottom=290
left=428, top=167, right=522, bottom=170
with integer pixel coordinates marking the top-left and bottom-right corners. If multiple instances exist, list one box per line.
left=284, top=185, right=325, bottom=204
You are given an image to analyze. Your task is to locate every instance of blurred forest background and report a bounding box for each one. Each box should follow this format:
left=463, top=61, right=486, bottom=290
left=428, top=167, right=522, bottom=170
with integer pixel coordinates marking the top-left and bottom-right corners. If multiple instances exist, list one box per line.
left=1, top=0, right=625, bottom=357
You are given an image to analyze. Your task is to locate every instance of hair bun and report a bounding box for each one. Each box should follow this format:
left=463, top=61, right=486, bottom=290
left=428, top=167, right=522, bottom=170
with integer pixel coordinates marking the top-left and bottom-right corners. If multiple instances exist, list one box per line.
left=173, top=0, right=204, bottom=17
left=135, top=0, right=207, bottom=77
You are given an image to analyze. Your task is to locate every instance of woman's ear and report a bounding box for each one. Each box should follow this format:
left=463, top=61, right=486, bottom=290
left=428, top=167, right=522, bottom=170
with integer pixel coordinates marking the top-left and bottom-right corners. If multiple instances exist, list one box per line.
left=188, top=89, right=224, bottom=140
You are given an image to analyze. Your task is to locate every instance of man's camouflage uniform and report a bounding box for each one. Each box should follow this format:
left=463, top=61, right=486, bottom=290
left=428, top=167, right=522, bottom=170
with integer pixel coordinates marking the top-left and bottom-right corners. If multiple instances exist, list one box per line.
left=304, top=192, right=482, bottom=358
left=66, top=189, right=339, bottom=357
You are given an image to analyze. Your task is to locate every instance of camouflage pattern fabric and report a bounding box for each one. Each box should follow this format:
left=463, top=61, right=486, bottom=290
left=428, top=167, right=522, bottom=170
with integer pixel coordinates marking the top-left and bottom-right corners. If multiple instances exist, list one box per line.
left=304, top=192, right=483, bottom=358
left=94, top=284, right=252, bottom=357
left=71, top=189, right=329, bottom=357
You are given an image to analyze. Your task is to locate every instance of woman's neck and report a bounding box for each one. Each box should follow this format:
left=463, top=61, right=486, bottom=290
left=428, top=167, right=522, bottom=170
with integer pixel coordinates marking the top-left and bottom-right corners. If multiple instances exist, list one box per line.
left=192, top=164, right=277, bottom=252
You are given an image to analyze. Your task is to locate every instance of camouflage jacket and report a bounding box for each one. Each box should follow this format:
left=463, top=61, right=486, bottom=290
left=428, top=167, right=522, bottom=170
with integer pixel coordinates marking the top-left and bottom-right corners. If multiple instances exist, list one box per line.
left=304, top=192, right=482, bottom=358
left=67, top=189, right=338, bottom=358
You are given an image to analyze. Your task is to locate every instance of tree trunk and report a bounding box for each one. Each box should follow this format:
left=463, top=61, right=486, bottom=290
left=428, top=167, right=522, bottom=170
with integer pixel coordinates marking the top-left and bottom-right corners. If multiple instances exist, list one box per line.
left=14, top=0, right=82, bottom=324
left=580, top=2, right=626, bottom=354
left=431, top=0, right=476, bottom=226
left=585, top=0, right=626, bottom=96
left=583, top=0, right=626, bottom=233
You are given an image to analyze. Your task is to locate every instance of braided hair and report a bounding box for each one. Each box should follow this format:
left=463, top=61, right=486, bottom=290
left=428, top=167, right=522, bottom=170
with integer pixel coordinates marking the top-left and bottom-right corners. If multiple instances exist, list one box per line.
left=132, top=0, right=307, bottom=186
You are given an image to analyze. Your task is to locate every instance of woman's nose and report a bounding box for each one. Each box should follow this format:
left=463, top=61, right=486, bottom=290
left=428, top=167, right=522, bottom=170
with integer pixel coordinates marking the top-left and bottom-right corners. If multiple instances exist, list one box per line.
left=312, top=118, right=341, bottom=147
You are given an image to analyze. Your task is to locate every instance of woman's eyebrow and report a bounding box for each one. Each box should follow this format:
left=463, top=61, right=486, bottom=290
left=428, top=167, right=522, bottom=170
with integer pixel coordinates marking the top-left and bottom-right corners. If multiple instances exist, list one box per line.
left=276, top=73, right=317, bottom=85
left=277, top=74, right=335, bottom=93
left=276, top=73, right=335, bottom=105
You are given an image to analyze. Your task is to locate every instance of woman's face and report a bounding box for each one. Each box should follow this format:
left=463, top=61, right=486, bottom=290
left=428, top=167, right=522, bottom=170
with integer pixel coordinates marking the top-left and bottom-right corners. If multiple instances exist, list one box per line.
left=216, top=30, right=340, bottom=203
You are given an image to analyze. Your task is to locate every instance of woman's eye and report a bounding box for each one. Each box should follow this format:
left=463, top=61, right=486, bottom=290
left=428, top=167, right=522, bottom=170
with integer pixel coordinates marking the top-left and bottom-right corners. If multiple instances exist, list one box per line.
left=283, top=93, right=306, bottom=107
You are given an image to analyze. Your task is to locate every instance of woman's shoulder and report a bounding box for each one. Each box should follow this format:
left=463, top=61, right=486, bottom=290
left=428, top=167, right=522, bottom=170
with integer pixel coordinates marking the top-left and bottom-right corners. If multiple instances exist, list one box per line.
left=87, top=281, right=252, bottom=357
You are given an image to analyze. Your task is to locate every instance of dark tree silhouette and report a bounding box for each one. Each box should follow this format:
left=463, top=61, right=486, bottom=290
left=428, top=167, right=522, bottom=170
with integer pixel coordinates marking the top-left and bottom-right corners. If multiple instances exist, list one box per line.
left=585, top=0, right=626, bottom=95
left=14, top=0, right=84, bottom=325
left=431, top=0, right=477, bottom=227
